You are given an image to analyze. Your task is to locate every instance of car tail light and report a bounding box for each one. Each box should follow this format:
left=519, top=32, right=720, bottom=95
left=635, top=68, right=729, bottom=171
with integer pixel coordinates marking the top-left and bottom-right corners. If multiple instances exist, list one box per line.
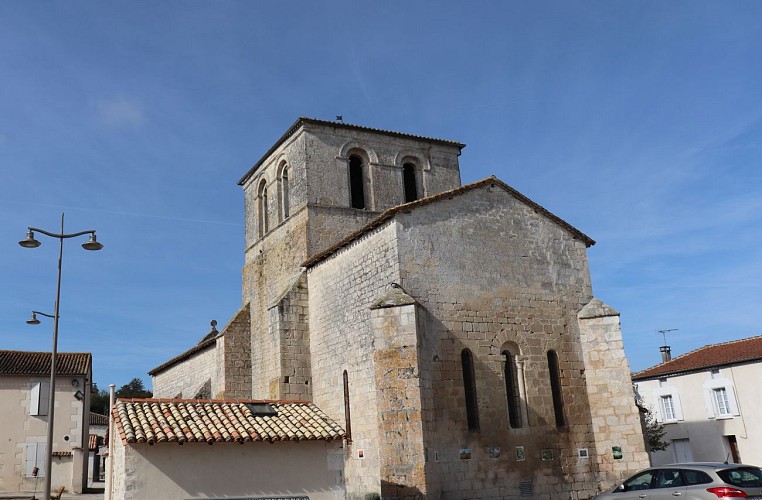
left=706, top=486, right=748, bottom=498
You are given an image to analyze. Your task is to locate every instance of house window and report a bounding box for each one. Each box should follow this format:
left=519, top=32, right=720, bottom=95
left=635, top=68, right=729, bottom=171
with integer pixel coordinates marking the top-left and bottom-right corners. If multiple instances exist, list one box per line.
left=25, top=442, right=46, bottom=477
left=257, top=179, right=268, bottom=237
left=349, top=154, right=366, bottom=209
left=403, top=162, right=418, bottom=202
left=343, top=370, right=352, bottom=441
left=503, top=350, right=522, bottom=428
left=461, top=349, right=479, bottom=431
left=30, top=381, right=49, bottom=416
left=661, top=395, right=676, bottom=421
left=703, top=378, right=738, bottom=419
left=547, top=350, right=565, bottom=427
left=279, top=164, right=290, bottom=221
left=714, top=388, right=731, bottom=416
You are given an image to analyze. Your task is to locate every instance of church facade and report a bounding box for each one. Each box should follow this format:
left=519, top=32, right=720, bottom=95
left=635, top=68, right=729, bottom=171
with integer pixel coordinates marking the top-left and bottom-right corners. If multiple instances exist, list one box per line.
left=150, top=117, right=649, bottom=499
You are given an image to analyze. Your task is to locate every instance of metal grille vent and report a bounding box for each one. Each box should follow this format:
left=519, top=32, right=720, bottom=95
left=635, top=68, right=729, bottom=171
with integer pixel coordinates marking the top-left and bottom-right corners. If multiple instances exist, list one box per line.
left=519, top=480, right=533, bottom=497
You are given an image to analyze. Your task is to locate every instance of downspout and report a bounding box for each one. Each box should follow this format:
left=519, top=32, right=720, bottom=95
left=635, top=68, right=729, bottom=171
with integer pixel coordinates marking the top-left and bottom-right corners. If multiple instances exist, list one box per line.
left=105, top=384, right=115, bottom=500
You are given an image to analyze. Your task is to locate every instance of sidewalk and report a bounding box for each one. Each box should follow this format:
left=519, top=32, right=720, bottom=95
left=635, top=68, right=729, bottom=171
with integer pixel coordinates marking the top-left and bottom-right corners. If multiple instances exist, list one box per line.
left=0, top=482, right=104, bottom=500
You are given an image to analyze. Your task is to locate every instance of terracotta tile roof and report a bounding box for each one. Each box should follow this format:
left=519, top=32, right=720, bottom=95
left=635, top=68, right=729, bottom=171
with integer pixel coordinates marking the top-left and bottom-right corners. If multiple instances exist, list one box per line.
left=89, top=434, right=99, bottom=451
left=90, top=412, right=109, bottom=426
left=632, top=335, right=762, bottom=380
left=112, top=399, right=345, bottom=445
left=238, top=116, right=465, bottom=186
left=304, top=177, right=595, bottom=268
left=0, top=350, right=91, bottom=376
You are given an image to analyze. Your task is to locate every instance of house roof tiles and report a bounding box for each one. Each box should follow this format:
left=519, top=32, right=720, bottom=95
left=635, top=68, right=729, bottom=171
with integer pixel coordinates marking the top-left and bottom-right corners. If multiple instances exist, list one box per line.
left=112, top=399, right=345, bottom=445
left=0, top=350, right=91, bottom=376
left=632, top=335, right=762, bottom=380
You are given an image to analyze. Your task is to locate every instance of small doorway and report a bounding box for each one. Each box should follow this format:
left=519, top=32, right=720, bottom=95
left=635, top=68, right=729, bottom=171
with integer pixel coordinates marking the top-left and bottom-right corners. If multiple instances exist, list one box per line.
left=672, top=438, right=694, bottom=463
left=726, top=435, right=741, bottom=464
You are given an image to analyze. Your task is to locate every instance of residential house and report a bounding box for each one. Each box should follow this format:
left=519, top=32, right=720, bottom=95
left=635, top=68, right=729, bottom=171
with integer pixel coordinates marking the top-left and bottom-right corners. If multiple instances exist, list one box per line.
left=632, top=336, right=762, bottom=466
left=0, top=350, right=91, bottom=494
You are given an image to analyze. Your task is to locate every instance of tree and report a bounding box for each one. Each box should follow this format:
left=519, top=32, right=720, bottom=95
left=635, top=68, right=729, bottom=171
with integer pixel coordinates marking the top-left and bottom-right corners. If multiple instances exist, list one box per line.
left=115, top=378, right=153, bottom=399
left=90, top=387, right=110, bottom=415
left=643, top=406, right=669, bottom=452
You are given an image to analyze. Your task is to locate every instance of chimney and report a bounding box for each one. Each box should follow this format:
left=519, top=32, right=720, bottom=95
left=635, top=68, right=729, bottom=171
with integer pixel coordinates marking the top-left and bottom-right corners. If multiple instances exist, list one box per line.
left=660, top=345, right=672, bottom=363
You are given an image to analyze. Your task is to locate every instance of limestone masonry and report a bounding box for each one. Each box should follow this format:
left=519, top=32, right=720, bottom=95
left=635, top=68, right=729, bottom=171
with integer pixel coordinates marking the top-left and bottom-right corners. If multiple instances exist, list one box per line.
left=150, top=117, right=649, bottom=499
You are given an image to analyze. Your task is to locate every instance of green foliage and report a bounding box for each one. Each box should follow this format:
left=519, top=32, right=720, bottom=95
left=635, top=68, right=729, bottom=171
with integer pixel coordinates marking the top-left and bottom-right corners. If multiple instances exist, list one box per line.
left=89, top=387, right=110, bottom=415
left=115, top=377, right=153, bottom=399
left=364, top=494, right=380, bottom=500
left=644, top=407, right=669, bottom=452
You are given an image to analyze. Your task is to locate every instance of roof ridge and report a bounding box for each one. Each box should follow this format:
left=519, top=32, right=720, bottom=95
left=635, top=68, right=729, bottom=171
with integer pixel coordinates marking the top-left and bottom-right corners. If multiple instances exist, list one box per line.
left=303, top=176, right=594, bottom=268
left=632, top=334, right=762, bottom=379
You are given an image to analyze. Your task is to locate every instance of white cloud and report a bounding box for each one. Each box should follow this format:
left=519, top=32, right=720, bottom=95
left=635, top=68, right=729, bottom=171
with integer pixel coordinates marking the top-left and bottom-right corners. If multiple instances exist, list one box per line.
left=94, top=96, right=146, bottom=129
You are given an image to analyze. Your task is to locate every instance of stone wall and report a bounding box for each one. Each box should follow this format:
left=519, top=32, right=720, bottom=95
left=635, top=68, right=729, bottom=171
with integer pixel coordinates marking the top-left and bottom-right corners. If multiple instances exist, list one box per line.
left=578, top=299, right=650, bottom=491
left=308, top=223, right=402, bottom=499
left=220, top=306, right=251, bottom=399
left=151, top=346, right=217, bottom=399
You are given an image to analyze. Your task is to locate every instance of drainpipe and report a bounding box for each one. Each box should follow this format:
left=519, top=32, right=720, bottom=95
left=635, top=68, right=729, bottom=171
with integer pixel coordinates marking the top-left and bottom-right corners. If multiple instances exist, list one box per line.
left=105, top=384, right=115, bottom=500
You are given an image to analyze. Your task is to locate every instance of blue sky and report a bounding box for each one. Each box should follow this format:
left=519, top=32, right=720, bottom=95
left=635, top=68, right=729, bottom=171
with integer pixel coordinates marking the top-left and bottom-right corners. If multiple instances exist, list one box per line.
left=1, top=1, right=760, bottom=390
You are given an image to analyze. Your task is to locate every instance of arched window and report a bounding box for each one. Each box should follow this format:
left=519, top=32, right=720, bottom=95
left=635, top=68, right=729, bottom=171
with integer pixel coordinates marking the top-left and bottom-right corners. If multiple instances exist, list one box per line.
left=403, top=162, right=418, bottom=202
left=503, top=350, right=522, bottom=428
left=279, top=164, right=290, bottom=221
left=343, top=370, right=352, bottom=441
left=461, top=349, right=479, bottom=431
left=257, top=179, right=268, bottom=237
left=349, top=154, right=366, bottom=209
left=547, top=350, right=565, bottom=428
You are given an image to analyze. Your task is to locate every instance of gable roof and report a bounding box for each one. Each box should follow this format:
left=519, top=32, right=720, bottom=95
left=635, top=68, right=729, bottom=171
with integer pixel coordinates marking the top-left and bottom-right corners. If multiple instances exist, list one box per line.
left=0, top=351, right=91, bottom=376
left=632, top=335, right=762, bottom=380
left=238, top=117, right=465, bottom=186
left=112, top=399, right=345, bottom=445
left=303, top=177, right=595, bottom=268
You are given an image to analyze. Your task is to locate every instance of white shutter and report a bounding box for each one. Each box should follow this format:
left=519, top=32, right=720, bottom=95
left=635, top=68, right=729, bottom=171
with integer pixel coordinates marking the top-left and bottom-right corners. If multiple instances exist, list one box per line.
left=703, top=389, right=717, bottom=419
left=652, top=391, right=664, bottom=422
left=726, top=385, right=740, bottom=416
left=30, top=384, right=40, bottom=415
left=24, top=443, right=46, bottom=477
left=672, top=392, right=684, bottom=421
left=31, top=382, right=50, bottom=416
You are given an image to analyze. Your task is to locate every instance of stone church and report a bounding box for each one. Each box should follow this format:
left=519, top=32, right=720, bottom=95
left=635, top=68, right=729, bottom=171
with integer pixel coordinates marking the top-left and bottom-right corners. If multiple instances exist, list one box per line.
left=149, top=117, right=649, bottom=498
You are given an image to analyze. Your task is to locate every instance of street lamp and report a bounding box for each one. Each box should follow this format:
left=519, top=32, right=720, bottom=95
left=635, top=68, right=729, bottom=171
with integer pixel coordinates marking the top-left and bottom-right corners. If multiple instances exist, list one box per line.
left=20, top=213, right=102, bottom=500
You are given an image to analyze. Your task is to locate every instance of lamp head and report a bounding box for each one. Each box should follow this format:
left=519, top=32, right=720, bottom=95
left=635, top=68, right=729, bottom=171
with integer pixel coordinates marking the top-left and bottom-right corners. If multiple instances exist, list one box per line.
left=19, top=230, right=41, bottom=248
left=82, top=233, right=103, bottom=251
left=26, top=313, right=41, bottom=325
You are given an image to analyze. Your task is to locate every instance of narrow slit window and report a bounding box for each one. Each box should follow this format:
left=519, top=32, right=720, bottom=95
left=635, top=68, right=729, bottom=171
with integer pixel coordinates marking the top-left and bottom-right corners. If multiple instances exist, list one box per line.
left=343, top=370, right=352, bottom=441
left=280, top=165, right=290, bottom=220
left=547, top=350, right=565, bottom=427
left=349, top=155, right=366, bottom=209
left=403, top=163, right=418, bottom=202
left=258, top=179, right=268, bottom=237
left=461, top=349, right=479, bottom=431
left=503, top=351, right=521, bottom=428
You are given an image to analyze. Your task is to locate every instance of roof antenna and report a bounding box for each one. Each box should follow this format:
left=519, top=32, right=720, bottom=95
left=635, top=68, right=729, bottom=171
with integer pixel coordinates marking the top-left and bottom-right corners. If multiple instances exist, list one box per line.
left=657, top=329, right=678, bottom=363
left=335, top=115, right=343, bottom=121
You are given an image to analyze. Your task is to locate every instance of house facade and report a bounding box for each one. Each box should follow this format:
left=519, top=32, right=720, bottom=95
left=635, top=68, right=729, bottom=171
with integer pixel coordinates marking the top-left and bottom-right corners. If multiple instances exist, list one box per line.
left=632, top=336, right=762, bottom=466
left=150, top=118, right=649, bottom=498
left=0, top=350, right=91, bottom=494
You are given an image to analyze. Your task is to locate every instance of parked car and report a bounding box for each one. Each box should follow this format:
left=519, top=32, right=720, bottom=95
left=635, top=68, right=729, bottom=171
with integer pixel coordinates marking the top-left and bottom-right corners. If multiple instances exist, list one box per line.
left=594, top=463, right=762, bottom=499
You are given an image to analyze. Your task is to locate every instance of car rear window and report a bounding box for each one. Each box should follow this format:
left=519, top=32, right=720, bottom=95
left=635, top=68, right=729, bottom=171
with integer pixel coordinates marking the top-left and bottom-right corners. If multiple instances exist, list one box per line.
left=682, top=470, right=713, bottom=485
left=718, top=467, right=762, bottom=488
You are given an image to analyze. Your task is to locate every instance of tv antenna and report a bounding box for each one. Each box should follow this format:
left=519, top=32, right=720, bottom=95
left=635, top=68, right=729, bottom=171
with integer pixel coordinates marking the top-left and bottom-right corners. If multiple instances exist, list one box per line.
left=657, top=328, right=678, bottom=345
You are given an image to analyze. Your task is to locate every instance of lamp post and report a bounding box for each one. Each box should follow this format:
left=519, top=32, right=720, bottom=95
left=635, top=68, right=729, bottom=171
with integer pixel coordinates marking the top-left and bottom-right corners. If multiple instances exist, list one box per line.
left=20, top=213, right=102, bottom=500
